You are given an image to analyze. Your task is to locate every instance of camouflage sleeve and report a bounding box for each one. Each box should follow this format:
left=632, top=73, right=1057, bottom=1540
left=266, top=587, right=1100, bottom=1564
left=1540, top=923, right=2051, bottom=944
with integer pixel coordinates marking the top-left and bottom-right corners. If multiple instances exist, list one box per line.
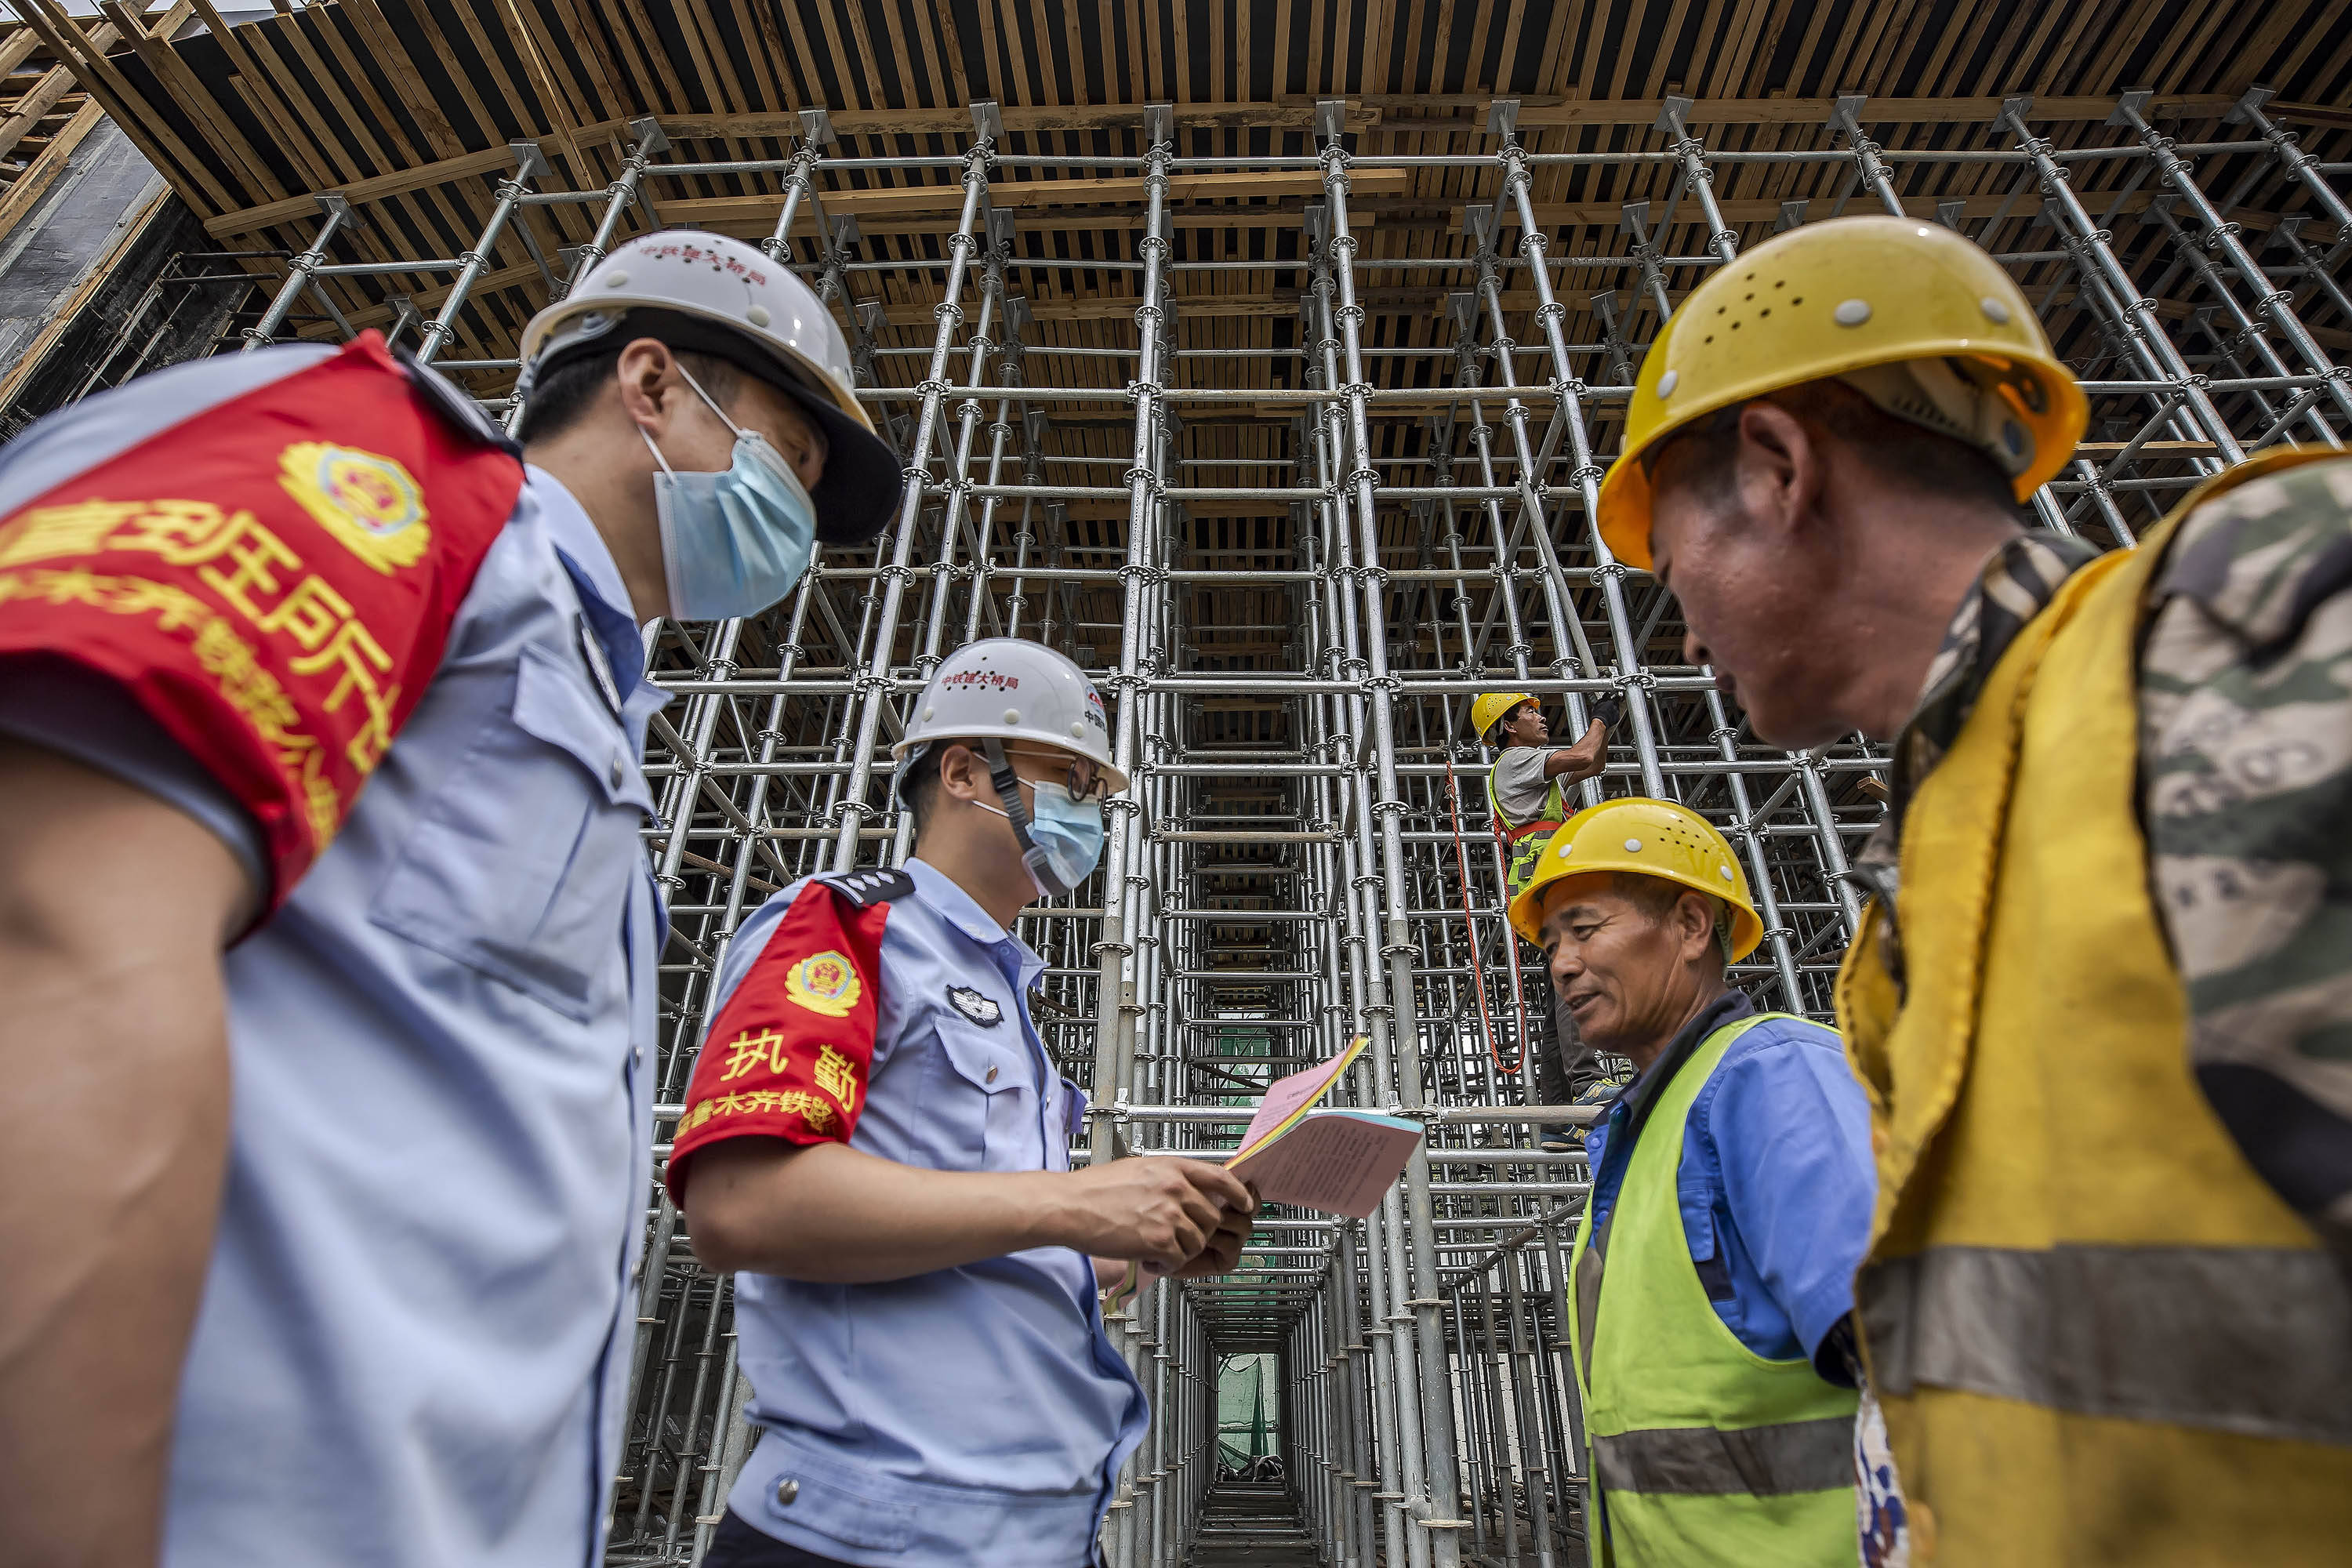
left=2140, top=453, right=2352, bottom=1273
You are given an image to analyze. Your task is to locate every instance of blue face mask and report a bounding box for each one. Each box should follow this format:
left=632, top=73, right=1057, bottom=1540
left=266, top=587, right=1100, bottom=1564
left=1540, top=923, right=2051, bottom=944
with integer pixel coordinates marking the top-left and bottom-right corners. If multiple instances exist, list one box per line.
left=641, top=368, right=818, bottom=622
left=1010, top=778, right=1106, bottom=895
left=971, top=742, right=1108, bottom=897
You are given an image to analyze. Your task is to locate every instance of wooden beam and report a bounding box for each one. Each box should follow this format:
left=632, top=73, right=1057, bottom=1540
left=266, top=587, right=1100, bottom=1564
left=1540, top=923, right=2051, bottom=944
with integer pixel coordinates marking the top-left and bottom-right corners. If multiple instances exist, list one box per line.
left=0, top=96, right=106, bottom=242
left=1504, top=92, right=2240, bottom=126
left=0, top=25, right=50, bottom=77
left=202, top=145, right=520, bottom=236
left=0, top=181, right=170, bottom=405
left=564, top=91, right=2245, bottom=150
left=2270, top=100, right=2352, bottom=132
left=10, top=0, right=234, bottom=211
left=0, top=61, right=82, bottom=162
left=655, top=167, right=1412, bottom=227
left=576, top=98, right=1385, bottom=143
left=195, top=89, right=2328, bottom=242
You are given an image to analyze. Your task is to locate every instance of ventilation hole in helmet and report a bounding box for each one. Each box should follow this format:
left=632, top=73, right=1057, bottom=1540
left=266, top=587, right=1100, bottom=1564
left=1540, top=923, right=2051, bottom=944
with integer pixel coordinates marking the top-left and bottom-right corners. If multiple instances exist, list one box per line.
left=1774, top=279, right=1785, bottom=289
left=1791, top=296, right=1803, bottom=305
left=1759, top=309, right=1771, bottom=318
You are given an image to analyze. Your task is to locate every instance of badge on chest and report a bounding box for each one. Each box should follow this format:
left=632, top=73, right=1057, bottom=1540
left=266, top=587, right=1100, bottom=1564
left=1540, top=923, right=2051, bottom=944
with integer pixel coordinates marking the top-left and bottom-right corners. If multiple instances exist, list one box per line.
left=947, top=985, right=1003, bottom=1027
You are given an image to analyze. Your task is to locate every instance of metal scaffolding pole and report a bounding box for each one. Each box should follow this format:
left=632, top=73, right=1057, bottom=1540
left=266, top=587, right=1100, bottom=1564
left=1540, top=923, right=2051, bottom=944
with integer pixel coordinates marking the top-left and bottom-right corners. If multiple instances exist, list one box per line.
left=22, top=82, right=2347, bottom=1568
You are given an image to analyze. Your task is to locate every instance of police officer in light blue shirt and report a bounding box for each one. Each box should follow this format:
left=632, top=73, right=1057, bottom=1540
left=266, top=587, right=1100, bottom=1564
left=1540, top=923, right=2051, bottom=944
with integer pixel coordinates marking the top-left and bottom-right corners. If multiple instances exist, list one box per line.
left=668, top=639, right=1259, bottom=1568
left=0, top=230, right=900, bottom=1568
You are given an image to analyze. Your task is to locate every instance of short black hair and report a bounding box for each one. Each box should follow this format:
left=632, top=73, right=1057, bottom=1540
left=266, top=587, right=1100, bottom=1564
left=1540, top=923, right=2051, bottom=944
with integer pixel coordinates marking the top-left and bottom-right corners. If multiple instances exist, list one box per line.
left=513, top=343, right=742, bottom=445
left=1653, top=376, right=2019, bottom=519
left=899, top=745, right=942, bottom=836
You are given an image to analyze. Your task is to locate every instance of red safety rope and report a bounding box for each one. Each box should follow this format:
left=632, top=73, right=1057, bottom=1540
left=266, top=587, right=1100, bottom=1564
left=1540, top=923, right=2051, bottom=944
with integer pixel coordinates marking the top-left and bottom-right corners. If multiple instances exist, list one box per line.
left=1443, top=750, right=1526, bottom=1076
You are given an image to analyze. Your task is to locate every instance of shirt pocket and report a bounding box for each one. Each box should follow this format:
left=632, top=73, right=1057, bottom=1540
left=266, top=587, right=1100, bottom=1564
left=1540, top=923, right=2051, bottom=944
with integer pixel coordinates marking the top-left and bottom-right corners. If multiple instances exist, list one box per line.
left=372, top=642, right=654, bottom=1021
left=929, top=1022, right=1037, bottom=1172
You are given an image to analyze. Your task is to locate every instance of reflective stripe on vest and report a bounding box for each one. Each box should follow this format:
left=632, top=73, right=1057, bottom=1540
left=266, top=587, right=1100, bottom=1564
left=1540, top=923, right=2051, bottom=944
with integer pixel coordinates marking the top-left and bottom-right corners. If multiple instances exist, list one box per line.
left=1592, top=1414, right=1855, bottom=1497
left=1860, top=1243, right=2352, bottom=1446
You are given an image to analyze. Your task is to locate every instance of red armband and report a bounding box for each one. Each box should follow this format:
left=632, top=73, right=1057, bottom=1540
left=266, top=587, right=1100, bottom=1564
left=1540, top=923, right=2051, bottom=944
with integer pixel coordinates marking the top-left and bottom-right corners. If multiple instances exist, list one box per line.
left=0, top=333, right=520, bottom=906
left=666, top=880, right=890, bottom=1203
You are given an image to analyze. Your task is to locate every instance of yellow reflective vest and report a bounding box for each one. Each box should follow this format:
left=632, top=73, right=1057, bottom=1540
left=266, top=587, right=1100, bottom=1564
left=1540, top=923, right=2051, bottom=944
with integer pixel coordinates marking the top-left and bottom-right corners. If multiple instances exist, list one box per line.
left=1835, top=451, right=2352, bottom=1565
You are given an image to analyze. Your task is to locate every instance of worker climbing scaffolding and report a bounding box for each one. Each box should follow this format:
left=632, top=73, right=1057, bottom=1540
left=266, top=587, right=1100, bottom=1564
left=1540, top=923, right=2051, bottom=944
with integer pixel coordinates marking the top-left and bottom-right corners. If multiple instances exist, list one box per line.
left=1471, top=690, right=1621, bottom=1148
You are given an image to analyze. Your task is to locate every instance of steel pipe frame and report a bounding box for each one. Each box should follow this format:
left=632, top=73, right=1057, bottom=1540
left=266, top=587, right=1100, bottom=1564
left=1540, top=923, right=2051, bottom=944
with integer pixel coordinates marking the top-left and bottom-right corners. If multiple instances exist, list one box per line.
left=178, top=95, right=2352, bottom=1568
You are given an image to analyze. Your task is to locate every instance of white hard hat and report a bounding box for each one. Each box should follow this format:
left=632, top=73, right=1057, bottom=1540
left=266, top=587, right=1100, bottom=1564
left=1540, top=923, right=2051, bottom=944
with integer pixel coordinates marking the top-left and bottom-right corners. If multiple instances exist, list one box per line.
left=516, top=230, right=902, bottom=544
left=892, top=638, right=1126, bottom=792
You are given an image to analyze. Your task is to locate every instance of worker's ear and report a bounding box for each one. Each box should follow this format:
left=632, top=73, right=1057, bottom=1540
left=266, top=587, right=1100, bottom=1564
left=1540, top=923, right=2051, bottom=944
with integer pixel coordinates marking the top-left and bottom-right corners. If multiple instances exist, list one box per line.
left=935, top=742, right=986, bottom=806
left=1671, top=891, right=1719, bottom=964
left=613, top=337, right=686, bottom=435
left=1731, top=400, right=1820, bottom=543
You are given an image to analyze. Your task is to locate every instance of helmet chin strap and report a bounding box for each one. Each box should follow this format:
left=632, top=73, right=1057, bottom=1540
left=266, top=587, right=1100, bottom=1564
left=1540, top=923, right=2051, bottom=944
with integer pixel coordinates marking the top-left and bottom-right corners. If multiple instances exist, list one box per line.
left=979, top=739, right=1057, bottom=894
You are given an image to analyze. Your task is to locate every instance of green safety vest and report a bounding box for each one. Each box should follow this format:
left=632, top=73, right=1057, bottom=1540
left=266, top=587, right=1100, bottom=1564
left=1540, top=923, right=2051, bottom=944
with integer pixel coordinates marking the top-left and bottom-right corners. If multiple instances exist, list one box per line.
left=1567, top=1014, right=1860, bottom=1567
left=1486, top=753, right=1569, bottom=900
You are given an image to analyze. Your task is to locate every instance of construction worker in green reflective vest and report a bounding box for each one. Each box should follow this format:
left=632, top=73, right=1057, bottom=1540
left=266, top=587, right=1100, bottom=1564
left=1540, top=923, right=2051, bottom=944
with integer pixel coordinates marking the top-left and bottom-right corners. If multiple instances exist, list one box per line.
left=1472, top=688, right=1613, bottom=898
left=1475, top=689, right=1617, bottom=1152
left=1509, top=799, right=1874, bottom=1567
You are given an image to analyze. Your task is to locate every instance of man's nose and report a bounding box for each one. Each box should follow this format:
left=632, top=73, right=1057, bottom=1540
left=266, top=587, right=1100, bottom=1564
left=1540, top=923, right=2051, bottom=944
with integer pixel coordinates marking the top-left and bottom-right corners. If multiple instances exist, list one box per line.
left=1682, top=627, right=1711, bottom=666
left=1548, top=945, right=1582, bottom=988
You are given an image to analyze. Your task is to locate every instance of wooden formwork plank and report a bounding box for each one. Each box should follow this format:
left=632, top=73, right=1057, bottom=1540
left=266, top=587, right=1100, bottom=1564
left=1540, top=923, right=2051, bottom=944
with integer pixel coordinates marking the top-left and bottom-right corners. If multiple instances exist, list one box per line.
left=0, top=64, right=83, bottom=162
left=13, top=0, right=235, bottom=210
left=96, top=0, right=286, bottom=198
left=186, top=0, right=350, bottom=187
left=0, top=95, right=104, bottom=239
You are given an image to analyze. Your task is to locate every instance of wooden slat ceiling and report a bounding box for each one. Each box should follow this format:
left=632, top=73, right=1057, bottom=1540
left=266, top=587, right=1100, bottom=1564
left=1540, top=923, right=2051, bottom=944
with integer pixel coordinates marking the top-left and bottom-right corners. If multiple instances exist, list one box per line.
left=13, top=0, right=2351, bottom=848
left=12, top=0, right=2345, bottom=394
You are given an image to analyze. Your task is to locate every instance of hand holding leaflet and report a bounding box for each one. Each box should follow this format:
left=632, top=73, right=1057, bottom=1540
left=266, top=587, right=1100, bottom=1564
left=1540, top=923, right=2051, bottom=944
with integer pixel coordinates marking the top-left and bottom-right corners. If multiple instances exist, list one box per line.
left=1225, top=1036, right=1423, bottom=1220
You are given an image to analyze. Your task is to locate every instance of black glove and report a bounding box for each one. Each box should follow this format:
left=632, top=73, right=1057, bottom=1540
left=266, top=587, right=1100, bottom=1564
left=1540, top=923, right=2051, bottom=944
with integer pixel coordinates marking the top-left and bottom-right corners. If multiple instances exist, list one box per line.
left=1591, top=696, right=1624, bottom=729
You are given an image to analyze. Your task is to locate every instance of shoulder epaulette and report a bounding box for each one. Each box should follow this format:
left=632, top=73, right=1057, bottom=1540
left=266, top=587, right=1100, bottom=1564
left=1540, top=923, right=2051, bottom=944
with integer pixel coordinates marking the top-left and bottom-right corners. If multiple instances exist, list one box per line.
left=816, top=866, right=917, bottom=909
left=394, top=343, right=524, bottom=456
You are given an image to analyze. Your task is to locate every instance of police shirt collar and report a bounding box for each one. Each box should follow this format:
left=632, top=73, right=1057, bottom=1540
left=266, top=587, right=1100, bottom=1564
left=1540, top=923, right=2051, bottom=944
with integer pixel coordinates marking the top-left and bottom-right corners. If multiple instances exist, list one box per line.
left=906, top=857, right=1031, bottom=953
left=528, top=463, right=638, bottom=626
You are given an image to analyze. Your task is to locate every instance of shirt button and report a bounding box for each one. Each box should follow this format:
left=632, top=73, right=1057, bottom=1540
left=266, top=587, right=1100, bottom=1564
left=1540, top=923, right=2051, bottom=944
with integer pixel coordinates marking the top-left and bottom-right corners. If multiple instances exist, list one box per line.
left=633, top=1047, right=644, bottom=1067
left=775, top=1477, right=799, bottom=1506
left=608, top=753, right=626, bottom=790
left=985, top=1065, right=999, bottom=1083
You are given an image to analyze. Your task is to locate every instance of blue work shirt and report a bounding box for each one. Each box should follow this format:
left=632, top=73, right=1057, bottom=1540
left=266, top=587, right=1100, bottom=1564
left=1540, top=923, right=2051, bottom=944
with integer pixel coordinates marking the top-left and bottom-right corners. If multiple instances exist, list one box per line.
left=703, top=858, right=1145, bottom=1568
left=1582, top=991, right=1875, bottom=1371
left=0, top=346, right=669, bottom=1568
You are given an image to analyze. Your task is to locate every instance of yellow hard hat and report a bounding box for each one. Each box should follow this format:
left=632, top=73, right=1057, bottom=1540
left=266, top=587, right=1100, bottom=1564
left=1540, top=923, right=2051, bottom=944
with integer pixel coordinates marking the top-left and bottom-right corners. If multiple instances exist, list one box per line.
left=1470, top=691, right=1537, bottom=740
left=1595, top=216, right=2089, bottom=570
left=1506, top=797, right=1764, bottom=959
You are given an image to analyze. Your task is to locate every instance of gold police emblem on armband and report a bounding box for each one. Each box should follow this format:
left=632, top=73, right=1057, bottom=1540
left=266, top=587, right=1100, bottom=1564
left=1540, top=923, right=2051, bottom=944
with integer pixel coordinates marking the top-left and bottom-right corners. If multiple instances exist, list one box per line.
left=785, top=951, right=862, bottom=1018
left=278, top=443, right=430, bottom=574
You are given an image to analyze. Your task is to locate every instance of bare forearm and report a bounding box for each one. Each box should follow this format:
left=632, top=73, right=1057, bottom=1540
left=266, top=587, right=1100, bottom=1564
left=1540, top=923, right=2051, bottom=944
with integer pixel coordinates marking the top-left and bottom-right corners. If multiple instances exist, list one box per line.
left=1544, top=721, right=1610, bottom=780
left=686, top=1140, right=1254, bottom=1283
left=685, top=1140, right=1065, bottom=1281
left=0, top=743, right=244, bottom=1567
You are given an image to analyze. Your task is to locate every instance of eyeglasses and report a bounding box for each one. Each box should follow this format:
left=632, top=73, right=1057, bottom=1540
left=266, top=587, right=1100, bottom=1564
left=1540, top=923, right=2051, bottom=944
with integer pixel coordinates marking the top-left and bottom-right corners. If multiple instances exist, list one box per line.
left=1004, top=746, right=1108, bottom=802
